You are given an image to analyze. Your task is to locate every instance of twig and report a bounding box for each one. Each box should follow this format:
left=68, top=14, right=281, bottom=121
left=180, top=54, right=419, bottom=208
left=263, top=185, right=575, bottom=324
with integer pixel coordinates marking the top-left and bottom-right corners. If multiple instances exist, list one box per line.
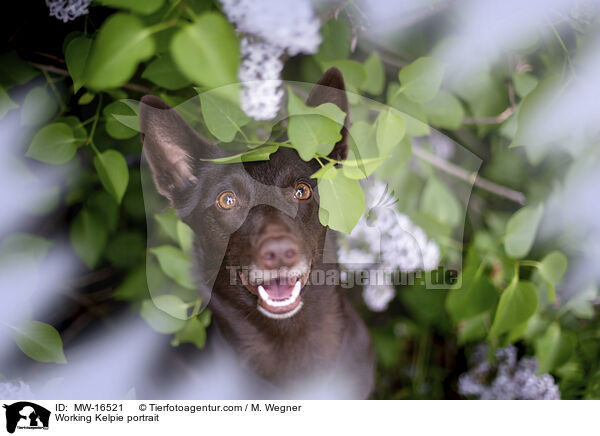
left=462, top=107, right=514, bottom=125
left=29, top=62, right=153, bottom=94
left=464, top=78, right=519, bottom=125
left=412, top=145, right=527, bottom=205
left=42, top=69, right=66, bottom=113
left=31, top=51, right=66, bottom=64
left=65, top=267, right=114, bottom=289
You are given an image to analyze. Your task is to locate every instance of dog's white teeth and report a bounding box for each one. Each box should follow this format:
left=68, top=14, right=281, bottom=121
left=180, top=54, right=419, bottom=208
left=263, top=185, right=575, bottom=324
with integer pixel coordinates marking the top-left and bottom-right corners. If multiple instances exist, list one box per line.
left=258, top=302, right=304, bottom=320
left=257, top=280, right=303, bottom=308
left=291, top=280, right=301, bottom=299
left=257, top=285, right=270, bottom=302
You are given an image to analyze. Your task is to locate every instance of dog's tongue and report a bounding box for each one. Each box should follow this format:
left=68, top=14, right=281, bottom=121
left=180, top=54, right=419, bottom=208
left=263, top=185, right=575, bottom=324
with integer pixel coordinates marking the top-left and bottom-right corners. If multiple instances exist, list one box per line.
left=262, top=277, right=295, bottom=300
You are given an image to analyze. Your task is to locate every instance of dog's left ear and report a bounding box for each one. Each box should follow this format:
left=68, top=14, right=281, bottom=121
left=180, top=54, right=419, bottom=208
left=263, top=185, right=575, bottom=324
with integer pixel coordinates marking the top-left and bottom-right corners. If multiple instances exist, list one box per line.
left=306, top=67, right=349, bottom=161
left=139, top=95, right=220, bottom=211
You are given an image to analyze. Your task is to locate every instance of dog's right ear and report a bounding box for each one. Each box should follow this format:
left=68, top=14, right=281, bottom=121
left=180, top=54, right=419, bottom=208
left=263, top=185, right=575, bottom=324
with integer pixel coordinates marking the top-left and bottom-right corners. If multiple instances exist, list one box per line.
left=306, top=67, right=350, bottom=161
left=139, top=95, right=217, bottom=207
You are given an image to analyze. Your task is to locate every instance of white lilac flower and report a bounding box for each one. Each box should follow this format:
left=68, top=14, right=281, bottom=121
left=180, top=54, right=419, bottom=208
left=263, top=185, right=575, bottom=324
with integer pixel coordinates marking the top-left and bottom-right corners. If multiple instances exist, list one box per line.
left=45, top=0, right=91, bottom=23
left=458, top=345, right=561, bottom=400
left=220, top=0, right=321, bottom=119
left=338, top=179, right=441, bottom=311
left=338, top=179, right=441, bottom=273
left=220, top=0, right=321, bottom=56
left=238, top=38, right=284, bottom=120
left=0, top=380, right=34, bottom=400
left=362, top=284, right=396, bottom=312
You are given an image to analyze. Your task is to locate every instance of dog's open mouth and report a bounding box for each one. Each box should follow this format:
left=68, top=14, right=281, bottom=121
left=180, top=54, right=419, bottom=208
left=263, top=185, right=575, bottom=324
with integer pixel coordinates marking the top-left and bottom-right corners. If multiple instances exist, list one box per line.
left=240, top=265, right=309, bottom=319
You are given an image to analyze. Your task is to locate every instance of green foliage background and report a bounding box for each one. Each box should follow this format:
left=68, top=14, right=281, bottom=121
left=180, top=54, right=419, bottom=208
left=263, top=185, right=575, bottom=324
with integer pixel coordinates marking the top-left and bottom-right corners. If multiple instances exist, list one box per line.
left=1, top=0, right=600, bottom=399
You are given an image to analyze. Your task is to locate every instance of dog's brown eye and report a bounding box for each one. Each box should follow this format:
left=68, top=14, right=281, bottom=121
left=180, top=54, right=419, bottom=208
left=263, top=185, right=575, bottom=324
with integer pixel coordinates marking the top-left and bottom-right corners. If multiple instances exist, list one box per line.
left=294, top=183, right=312, bottom=200
left=217, top=191, right=237, bottom=209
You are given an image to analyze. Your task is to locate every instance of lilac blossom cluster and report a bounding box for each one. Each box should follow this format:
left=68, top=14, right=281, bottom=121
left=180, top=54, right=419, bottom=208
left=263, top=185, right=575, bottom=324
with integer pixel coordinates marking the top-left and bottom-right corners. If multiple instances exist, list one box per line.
left=220, top=0, right=322, bottom=120
left=338, top=179, right=441, bottom=311
left=45, top=0, right=91, bottom=22
left=458, top=345, right=561, bottom=400
left=0, top=380, right=34, bottom=400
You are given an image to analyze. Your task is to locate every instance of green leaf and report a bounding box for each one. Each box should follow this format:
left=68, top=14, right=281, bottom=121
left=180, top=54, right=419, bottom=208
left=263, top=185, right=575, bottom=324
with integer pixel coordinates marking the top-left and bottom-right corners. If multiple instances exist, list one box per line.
left=60, top=115, right=87, bottom=139
left=538, top=251, right=567, bottom=303
left=202, top=144, right=279, bottom=164
left=509, top=73, right=562, bottom=164
left=422, top=90, right=464, bottom=129
left=374, top=137, right=412, bottom=179
left=535, top=323, right=575, bottom=374
left=141, top=295, right=187, bottom=334
left=317, top=169, right=365, bottom=234
left=171, top=13, right=239, bottom=88
left=0, top=52, right=39, bottom=88
left=142, top=54, right=191, bottom=90
left=287, top=90, right=346, bottom=124
left=97, top=0, right=165, bottom=14
left=114, top=266, right=149, bottom=301
left=155, top=208, right=180, bottom=241
left=172, top=312, right=211, bottom=348
left=457, top=314, right=488, bottom=344
left=513, top=72, right=538, bottom=99
left=21, top=86, right=58, bottom=126
left=564, top=284, right=597, bottom=319
left=343, top=121, right=382, bottom=179
left=200, top=91, right=249, bottom=142
left=504, top=318, right=532, bottom=345
left=387, top=87, right=430, bottom=137
left=0, top=233, right=52, bottom=264
left=177, top=221, right=194, bottom=253
left=26, top=123, right=79, bottom=164
left=64, top=36, right=92, bottom=93
left=446, top=254, right=498, bottom=323
left=504, top=204, right=544, bottom=259
left=288, top=115, right=343, bottom=161
left=103, top=101, right=139, bottom=139
left=86, top=191, right=119, bottom=233
left=343, top=157, right=389, bottom=180
left=150, top=245, right=195, bottom=290
left=398, top=57, right=445, bottom=103
left=312, top=161, right=337, bottom=179
left=0, top=86, right=18, bottom=119
left=85, top=13, right=155, bottom=90
left=13, top=321, right=67, bottom=364
left=105, top=231, right=145, bottom=268
left=314, top=18, right=351, bottom=63
left=362, top=52, right=385, bottom=95
left=78, top=92, right=95, bottom=105
left=376, top=109, right=406, bottom=155
left=152, top=294, right=189, bottom=319
left=451, top=71, right=508, bottom=137
left=420, top=177, right=462, bottom=227
left=287, top=91, right=346, bottom=161
left=70, top=208, right=108, bottom=268
left=489, top=280, right=538, bottom=338
left=109, top=100, right=140, bottom=132
left=93, top=150, right=130, bottom=204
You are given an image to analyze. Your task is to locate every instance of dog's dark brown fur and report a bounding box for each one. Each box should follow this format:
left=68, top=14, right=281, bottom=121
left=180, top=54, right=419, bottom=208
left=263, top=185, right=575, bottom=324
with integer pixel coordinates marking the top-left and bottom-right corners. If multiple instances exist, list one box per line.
left=140, top=68, right=375, bottom=398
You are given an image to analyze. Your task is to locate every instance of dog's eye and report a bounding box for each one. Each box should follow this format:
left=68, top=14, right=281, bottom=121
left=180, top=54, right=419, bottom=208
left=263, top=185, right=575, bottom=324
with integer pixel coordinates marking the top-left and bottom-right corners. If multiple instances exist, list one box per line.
left=216, top=191, right=237, bottom=210
left=294, top=183, right=312, bottom=200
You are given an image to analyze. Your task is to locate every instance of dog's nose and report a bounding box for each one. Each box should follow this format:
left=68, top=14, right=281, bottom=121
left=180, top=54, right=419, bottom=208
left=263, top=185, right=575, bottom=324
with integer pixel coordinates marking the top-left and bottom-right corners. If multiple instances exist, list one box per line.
left=259, top=237, right=299, bottom=269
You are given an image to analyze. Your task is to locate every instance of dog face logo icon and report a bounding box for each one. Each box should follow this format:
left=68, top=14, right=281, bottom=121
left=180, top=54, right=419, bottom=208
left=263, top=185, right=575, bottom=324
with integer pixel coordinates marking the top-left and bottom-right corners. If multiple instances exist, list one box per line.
left=2, top=402, right=50, bottom=434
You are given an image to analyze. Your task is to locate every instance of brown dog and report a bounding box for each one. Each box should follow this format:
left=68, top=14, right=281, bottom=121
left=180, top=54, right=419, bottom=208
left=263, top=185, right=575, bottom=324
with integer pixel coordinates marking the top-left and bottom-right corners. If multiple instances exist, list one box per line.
left=139, top=68, right=375, bottom=399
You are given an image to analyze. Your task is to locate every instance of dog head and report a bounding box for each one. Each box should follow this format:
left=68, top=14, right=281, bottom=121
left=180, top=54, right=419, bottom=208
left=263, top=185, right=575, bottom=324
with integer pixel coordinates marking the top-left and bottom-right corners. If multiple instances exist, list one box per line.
left=140, top=68, right=349, bottom=320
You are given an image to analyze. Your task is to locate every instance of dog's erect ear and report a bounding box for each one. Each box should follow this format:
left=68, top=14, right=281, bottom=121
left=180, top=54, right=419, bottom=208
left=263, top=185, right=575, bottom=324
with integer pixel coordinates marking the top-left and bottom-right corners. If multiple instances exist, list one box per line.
left=306, top=67, right=350, bottom=161
left=139, top=95, right=218, bottom=207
